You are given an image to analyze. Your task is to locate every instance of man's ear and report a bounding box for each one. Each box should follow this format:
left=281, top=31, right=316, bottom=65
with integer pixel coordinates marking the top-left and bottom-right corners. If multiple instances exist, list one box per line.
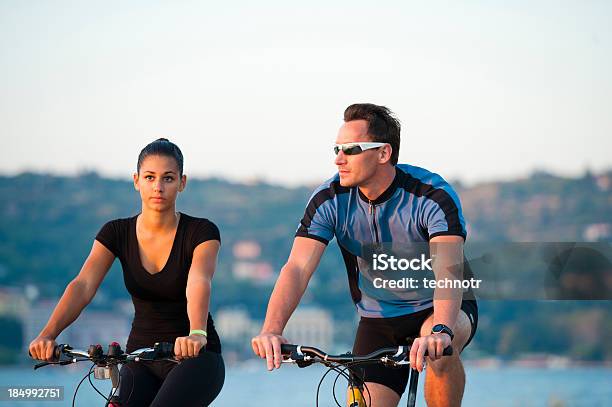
left=133, top=173, right=140, bottom=191
left=379, top=144, right=392, bottom=164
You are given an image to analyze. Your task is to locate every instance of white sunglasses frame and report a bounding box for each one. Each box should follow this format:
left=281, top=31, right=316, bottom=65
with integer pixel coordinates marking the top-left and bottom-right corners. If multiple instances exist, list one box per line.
left=333, top=142, right=388, bottom=155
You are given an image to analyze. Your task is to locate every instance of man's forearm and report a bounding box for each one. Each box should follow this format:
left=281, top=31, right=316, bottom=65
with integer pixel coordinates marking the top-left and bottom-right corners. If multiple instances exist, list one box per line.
left=432, top=274, right=463, bottom=330
left=431, top=239, right=464, bottom=331
left=261, top=264, right=309, bottom=334
left=432, top=296, right=462, bottom=330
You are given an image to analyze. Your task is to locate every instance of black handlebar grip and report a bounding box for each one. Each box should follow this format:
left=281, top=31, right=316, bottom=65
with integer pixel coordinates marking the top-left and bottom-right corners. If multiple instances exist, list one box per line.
left=423, top=346, right=453, bottom=357
left=155, top=342, right=175, bottom=357
left=28, top=345, right=61, bottom=361
left=280, top=344, right=298, bottom=355
left=53, top=346, right=62, bottom=361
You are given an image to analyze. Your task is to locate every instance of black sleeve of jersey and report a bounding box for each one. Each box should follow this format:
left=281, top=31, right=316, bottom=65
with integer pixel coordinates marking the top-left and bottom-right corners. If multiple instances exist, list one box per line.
left=190, top=219, right=221, bottom=253
left=95, top=220, right=122, bottom=257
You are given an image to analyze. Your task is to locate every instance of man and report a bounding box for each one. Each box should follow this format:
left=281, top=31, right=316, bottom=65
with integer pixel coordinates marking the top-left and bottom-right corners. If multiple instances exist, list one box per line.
left=251, top=103, right=478, bottom=407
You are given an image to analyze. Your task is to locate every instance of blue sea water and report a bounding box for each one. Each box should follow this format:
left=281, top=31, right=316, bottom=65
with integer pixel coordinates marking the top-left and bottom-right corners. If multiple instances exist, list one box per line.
left=0, top=363, right=610, bottom=406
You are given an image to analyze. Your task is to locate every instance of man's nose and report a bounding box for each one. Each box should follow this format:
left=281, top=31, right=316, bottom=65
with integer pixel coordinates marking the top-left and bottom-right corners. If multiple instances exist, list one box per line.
left=335, top=151, right=346, bottom=165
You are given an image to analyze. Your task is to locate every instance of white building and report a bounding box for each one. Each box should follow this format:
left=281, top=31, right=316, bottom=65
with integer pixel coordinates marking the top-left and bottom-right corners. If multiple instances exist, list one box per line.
left=216, top=306, right=334, bottom=352
left=284, top=307, right=334, bottom=351
left=215, top=308, right=259, bottom=345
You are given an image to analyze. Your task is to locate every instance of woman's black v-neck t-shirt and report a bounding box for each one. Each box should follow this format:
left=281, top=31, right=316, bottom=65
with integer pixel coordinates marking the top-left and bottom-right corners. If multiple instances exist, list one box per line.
left=95, top=212, right=222, bottom=353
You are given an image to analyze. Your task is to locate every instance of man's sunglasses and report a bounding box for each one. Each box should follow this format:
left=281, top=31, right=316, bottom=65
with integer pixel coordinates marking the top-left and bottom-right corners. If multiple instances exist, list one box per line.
left=334, top=142, right=387, bottom=156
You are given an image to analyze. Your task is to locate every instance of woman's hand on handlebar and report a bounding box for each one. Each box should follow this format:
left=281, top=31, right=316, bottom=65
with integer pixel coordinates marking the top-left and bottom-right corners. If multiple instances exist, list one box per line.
left=251, top=332, right=288, bottom=371
left=29, top=336, right=58, bottom=362
left=174, top=334, right=207, bottom=360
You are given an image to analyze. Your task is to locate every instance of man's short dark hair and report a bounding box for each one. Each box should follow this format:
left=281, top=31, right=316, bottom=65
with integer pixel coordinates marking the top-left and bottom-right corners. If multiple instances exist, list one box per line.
left=343, top=103, right=401, bottom=165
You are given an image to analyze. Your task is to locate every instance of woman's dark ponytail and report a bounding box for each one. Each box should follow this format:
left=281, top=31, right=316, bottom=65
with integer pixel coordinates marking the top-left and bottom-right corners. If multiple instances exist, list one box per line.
left=137, top=138, right=184, bottom=175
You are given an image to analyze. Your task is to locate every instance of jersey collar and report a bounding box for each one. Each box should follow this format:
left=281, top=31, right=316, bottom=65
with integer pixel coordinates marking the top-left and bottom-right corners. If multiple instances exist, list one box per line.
left=357, top=166, right=403, bottom=205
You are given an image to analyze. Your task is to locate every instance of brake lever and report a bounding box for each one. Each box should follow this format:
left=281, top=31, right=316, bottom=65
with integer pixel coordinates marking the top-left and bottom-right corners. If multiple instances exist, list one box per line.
left=33, top=362, right=52, bottom=370
left=130, top=355, right=179, bottom=364
left=384, top=345, right=409, bottom=366
left=33, top=360, right=74, bottom=370
left=388, top=345, right=454, bottom=367
left=282, top=351, right=314, bottom=368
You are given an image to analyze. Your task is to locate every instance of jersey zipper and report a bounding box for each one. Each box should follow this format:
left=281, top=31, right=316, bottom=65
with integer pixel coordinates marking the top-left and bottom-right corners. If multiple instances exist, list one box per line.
left=369, top=200, right=381, bottom=244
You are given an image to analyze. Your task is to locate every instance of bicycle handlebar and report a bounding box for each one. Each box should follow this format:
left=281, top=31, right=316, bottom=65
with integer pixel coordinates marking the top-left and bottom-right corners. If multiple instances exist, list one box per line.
left=31, top=342, right=176, bottom=370
left=281, top=343, right=452, bottom=364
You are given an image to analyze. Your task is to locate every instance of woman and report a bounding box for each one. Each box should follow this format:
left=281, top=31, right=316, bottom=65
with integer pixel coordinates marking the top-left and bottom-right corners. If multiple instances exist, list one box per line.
left=29, top=138, right=225, bottom=406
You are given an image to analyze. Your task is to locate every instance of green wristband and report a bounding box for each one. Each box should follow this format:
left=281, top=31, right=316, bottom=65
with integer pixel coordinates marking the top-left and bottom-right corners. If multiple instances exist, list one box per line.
left=190, top=329, right=207, bottom=337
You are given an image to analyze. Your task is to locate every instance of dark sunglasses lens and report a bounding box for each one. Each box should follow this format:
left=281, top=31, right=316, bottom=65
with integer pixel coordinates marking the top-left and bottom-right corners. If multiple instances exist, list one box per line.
left=344, top=146, right=363, bottom=155
left=334, top=145, right=364, bottom=155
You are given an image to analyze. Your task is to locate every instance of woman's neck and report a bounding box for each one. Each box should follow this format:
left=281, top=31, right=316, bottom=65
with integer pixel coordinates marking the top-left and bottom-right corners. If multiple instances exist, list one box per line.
left=138, top=207, right=180, bottom=233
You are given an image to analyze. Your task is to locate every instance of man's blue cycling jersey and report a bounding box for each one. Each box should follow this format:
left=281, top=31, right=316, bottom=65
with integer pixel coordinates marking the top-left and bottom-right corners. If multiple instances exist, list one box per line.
left=295, top=164, right=467, bottom=318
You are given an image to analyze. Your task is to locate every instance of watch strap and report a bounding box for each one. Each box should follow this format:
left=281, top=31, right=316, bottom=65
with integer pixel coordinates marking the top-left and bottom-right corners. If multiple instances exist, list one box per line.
left=431, top=324, right=454, bottom=341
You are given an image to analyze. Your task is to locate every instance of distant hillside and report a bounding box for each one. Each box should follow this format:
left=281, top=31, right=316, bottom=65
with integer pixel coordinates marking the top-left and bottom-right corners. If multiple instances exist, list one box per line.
left=0, top=169, right=611, bottom=360
left=458, top=170, right=612, bottom=241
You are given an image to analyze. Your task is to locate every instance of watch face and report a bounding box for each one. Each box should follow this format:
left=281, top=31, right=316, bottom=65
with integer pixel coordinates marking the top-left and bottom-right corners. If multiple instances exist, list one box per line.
left=431, top=324, right=453, bottom=338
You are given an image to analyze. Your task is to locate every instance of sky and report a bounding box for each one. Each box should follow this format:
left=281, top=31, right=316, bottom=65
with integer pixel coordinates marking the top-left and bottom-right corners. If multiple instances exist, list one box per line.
left=1, top=0, right=610, bottom=186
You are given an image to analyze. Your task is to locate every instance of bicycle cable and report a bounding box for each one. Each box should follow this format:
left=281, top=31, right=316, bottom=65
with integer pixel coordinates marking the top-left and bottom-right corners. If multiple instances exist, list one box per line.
left=332, top=365, right=351, bottom=407
left=315, top=362, right=353, bottom=407
left=88, top=368, right=110, bottom=402
left=103, top=364, right=121, bottom=407
left=340, top=359, right=378, bottom=407
left=330, top=362, right=372, bottom=407
left=332, top=364, right=366, bottom=407
left=72, top=364, right=95, bottom=407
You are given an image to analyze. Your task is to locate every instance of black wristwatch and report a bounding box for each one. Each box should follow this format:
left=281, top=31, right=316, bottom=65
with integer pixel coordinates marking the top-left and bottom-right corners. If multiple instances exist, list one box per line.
left=431, top=324, right=454, bottom=341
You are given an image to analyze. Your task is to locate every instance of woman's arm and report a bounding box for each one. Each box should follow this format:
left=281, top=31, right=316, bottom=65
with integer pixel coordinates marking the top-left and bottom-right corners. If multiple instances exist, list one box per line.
left=174, top=240, right=220, bottom=359
left=29, top=241, right=115, bottom=360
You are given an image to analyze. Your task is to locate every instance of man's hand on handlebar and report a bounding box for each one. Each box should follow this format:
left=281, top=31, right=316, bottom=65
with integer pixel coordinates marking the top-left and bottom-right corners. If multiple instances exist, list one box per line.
left=251, top=332, right=288, bottom=371
left=28, top=336, right=58, bottom=362
left=409, top=333, right=452, bottom=372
